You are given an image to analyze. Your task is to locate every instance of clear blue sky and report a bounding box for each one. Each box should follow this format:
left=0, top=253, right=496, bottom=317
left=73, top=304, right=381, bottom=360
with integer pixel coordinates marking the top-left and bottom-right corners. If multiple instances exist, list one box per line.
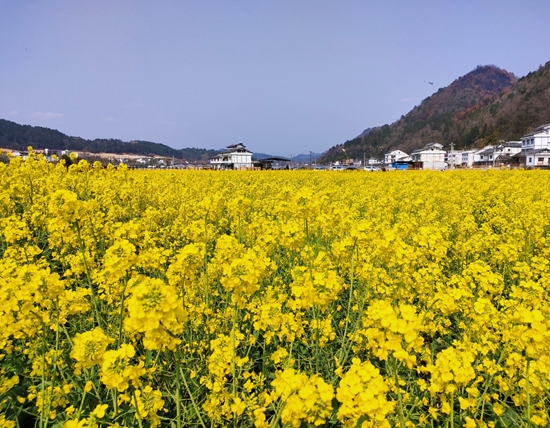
left=1, top=1, right=549, bottom=156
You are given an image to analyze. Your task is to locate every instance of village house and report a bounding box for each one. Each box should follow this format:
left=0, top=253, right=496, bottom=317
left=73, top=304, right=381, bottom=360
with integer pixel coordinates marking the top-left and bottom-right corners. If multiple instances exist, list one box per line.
left=410, top=143, right=446, bottom=170
left=521, top=123, right=550, bottom=150
left=446, top=150, right=462, bottom=168
left=461, top=150, right=476, bottom=167
left=473, top=142, right=521, bottom=167
left=490, top=142, right=522, bottom=167
left=513, top=148, right=550, bottom=168
left=210, top=142, right=253, bottom=170
left=472, top=145, right=494, bottom=167
left=384, top=150, right=408, bottom=165
left=367, top=157, right=382, bottom=166
left=509, top=125, right=550, bottom=168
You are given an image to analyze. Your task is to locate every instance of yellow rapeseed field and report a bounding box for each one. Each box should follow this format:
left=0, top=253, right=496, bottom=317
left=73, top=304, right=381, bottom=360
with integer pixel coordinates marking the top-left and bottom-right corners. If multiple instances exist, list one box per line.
left=1, top=150, right=550, bottom=427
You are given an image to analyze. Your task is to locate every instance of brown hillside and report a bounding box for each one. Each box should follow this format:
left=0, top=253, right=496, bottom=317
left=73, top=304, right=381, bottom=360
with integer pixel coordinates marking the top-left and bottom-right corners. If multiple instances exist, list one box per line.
left=320, top=62, right=550, bottom=163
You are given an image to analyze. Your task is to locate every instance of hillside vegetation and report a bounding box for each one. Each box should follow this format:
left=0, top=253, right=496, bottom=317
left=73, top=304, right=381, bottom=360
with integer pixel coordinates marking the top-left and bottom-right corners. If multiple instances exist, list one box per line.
left=321, top=61, right=550, bottom=163
left=0, top=119, right=218, bottom=161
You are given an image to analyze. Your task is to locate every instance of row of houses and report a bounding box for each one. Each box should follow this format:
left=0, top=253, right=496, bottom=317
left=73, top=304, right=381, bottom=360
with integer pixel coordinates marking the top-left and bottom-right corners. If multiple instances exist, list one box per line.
left=384, top=123, right=550, bottom=170
left=211, top=123, right=550, bottom=171
left=5, top=148, right=79, bottom=161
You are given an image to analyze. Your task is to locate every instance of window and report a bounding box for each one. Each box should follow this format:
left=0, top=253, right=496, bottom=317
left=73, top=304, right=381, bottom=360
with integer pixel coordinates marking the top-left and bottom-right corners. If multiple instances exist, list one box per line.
left=538, top=158, right=544, bottom=162
left=528, top=157, right=533, bottom=163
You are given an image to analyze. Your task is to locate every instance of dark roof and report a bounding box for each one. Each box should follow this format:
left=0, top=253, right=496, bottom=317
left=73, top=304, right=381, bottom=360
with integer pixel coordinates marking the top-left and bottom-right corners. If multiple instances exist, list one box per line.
left=212, top=147, right=252, bottom=157
left=512, top=148, right=550, bottom=157
left=522, top=124, right=550, bottom=138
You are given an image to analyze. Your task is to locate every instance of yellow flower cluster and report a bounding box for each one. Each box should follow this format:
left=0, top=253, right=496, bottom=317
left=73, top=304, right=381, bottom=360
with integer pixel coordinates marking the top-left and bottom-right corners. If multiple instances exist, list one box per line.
left=336, top=358, right=395, bottom=427
left=100, top=344, right=145, bottom=392
left=70, top=327, right=112, bottom=373
left=1, top=151, right=550, bottom=426
left=271, top=368, right=334, bottom=427
left=124, top=275, right=187, bottom=350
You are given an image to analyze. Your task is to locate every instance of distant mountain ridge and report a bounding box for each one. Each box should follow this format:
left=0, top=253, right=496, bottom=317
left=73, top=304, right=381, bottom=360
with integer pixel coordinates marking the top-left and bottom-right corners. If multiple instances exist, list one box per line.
left=0, top=119, right=218, bottom=162
left=320, top=63, right=550, bottom=163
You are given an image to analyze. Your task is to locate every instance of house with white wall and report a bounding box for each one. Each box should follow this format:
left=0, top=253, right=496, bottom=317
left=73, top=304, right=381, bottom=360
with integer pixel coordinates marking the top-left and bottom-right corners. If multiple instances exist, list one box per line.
left=367, top=158, right=382, bottom=166
left=472, top=146, right=494, bottom=166
left=210, top=142, right=253, bottom=170
left=410, top=143, right=447, bottom=170
left=491, top=142, right=522, bottom=166
left=522, top=149, right=550, bottom=168
left=384, top=150, right=408, bottom=166
left=446, top=150, right=462, bottom=168
left=521, top=124, right=550, bottom=150
left=461, top=150, right=476, bottom=167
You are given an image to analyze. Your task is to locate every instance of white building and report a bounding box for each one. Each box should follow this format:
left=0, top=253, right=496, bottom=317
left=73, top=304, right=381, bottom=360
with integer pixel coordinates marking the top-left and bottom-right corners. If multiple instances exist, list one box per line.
left=410, top=143, right=447, bottom=170
left=472, top=146, right=494, bottom=165
left=524, top=149, right=550, bottom=168
left=490, top=142, right=522, bottom=166
left=472, top=142, right=522, bottom=167
left=367, top=157, right=382, bottom=166
left=461, top=150, right=476, bottom=167
left=447, top=150, right=462, bottom=168
left=210, top=142, right=253, bottom=170
left=384, top=150, right=408, bottom=165
left=521, top=123, right=550, bottom=150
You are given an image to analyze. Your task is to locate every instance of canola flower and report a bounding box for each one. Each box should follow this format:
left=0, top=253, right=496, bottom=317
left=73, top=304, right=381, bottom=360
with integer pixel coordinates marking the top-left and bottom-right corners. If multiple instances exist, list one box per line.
left=0, top=150, right=550, bottom=426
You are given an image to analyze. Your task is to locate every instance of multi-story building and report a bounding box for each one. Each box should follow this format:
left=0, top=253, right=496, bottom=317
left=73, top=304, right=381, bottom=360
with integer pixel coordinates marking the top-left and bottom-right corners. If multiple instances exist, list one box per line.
left=210, top=142, right=253, bottom=170
left=410, top=143, right=447, bottom=170
left=521, top=123, right=550, bottom=150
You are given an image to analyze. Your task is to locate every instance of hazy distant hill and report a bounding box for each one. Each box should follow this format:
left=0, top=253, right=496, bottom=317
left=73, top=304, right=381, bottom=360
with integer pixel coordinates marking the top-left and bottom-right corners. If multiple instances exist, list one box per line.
left=253, top=152, right=320, bottom=163
left=320, top=63, right=550, bottom=163
left=0, top=119, right=218, bottom=161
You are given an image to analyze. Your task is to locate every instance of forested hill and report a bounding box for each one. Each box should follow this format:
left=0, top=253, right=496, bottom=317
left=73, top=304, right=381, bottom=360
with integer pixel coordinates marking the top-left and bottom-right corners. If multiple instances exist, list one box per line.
left=0, top=119, right=219, bottom=161
left=321, top=62, right=550, bottom=163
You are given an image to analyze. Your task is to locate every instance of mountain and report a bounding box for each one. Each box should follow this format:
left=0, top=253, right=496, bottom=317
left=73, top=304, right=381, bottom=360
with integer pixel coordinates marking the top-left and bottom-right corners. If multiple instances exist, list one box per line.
left=291, top=153, right=322, bottom=164
left=252, top=152, right=320, bottom=163
left=320, top=63, right=550, bottom=163
left=355, top=127, right=377, bottom=139
left=0, top=119, right=219, bottom=161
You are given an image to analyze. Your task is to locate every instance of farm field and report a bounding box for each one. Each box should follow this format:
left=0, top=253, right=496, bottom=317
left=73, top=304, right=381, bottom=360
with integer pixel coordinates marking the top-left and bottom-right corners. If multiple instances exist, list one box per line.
left=1, top=153, right=550, bottom=427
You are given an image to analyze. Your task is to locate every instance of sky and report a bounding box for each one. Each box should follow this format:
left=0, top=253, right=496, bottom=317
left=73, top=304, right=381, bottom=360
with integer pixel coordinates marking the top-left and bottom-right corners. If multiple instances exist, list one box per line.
left=1, top=1, right=550, bottom=156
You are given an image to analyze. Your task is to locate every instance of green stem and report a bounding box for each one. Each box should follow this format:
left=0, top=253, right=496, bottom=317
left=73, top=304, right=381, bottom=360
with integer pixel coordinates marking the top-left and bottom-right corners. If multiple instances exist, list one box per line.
left=313, top=305, right=320, bottom=374
left=40, top=323, right=47, bottom=428
left=179, top=364, right=207, bottom=428
left=175, top=352, right=182, bottom=428
left=75, top=224, right=103, bottom=327
left=393, top=360, right=406, bottom=428
left=526, top=358, right=531, bottom=428
left=268, top=399, right=285, bottom=428
left=340, top=238, right=357, bottom=349
left=450, top=392, right=454, bottom=428
left=232, top=305, right=238, bottom=395
left=132, top=389, right=144, bottom=428
left=117, top=276, right=128, bottom=347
